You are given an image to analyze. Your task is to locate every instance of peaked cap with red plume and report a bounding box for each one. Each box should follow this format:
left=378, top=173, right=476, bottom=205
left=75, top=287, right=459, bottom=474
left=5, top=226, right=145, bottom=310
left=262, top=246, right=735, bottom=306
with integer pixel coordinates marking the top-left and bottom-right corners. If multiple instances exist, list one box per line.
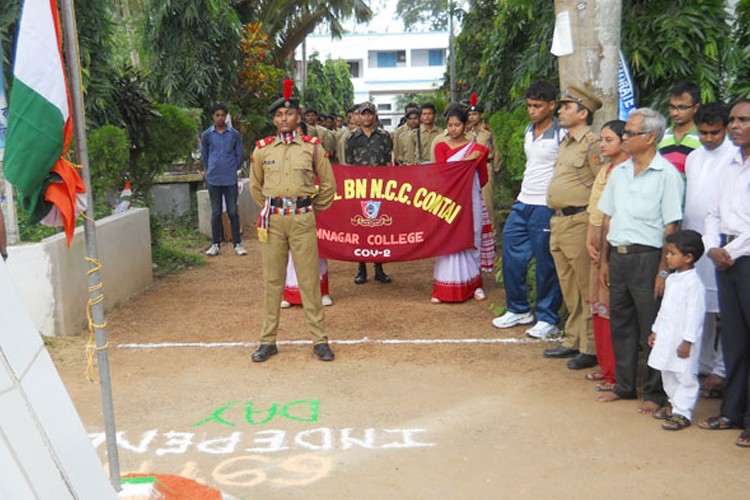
left=268, top=78, right=300, bottom=114
left=468, top=92, right=484, bottom=113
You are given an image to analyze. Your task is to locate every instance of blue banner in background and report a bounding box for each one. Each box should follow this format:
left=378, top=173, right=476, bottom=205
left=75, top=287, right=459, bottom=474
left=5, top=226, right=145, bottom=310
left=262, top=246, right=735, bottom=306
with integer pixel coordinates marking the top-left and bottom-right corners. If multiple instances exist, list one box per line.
left=0, top=36, right=7, bottom=150
left=617, top=50, right=636, bottom=121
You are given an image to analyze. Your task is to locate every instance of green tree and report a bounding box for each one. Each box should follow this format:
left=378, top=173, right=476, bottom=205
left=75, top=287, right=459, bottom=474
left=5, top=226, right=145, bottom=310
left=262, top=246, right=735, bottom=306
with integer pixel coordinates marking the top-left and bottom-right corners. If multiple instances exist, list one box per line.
left=234, top=0, right=373, bottom=65
left=396, top=0, right=449, bottom=31
left=727, top=0, right=750, bottom=99
left=302, top=54, right=354, bottom=113
left=87, top=125, right=131, bottom=201
left=143, top=0, right=242, bottom=109
left=324, top=58, right=354, bottom=112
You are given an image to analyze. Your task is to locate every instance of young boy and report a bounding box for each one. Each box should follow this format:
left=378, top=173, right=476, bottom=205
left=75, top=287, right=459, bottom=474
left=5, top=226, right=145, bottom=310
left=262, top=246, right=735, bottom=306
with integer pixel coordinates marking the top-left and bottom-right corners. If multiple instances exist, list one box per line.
left=648, top=230, right=706, bottom=430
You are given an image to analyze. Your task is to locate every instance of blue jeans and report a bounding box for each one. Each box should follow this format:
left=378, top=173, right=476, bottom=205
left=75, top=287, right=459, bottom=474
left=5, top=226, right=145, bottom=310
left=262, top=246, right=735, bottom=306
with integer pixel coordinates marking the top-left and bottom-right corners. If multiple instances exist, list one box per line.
left=501, top=200, right=561, bottom=324
left=208, top=184, right=240, bottom=246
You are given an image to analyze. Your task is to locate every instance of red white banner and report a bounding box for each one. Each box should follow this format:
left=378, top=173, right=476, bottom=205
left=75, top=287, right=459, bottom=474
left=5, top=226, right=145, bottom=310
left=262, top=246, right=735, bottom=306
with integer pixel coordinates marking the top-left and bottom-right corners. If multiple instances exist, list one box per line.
left=315, top=161, right=478, bottom=262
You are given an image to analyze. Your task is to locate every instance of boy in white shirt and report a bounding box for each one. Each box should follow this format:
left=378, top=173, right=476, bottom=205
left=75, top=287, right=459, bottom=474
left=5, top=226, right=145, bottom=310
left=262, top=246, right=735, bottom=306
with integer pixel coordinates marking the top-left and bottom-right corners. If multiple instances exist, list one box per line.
left=648, top=230, right=706, bottom=430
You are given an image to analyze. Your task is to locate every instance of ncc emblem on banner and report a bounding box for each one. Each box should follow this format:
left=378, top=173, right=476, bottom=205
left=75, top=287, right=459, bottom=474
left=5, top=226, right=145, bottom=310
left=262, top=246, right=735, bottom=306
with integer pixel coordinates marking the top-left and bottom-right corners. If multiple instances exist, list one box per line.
left=351, top=200, right=392, bottom=227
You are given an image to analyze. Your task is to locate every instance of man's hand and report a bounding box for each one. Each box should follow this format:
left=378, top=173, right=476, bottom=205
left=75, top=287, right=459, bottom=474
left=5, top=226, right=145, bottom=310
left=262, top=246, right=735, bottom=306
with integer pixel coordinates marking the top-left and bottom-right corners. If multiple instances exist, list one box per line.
left=676, top=340, right=692, bottom=359
left=654, top=274, right=666, bottom=299
left=599, top=260, right=610, bottom=289
left=707, top=247, right=735, bottom=271
left=648, top=332, right=656, bottom=348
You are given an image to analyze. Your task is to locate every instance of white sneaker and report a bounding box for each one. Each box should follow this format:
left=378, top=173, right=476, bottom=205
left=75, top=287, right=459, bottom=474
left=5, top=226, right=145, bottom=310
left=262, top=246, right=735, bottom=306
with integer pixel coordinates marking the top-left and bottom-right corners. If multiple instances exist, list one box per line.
left=525, top=321, right=560, bottom=339
left=205, top=243, right=220, bottom=256
left=474, top=288, right=486, bottom=301
left=492, top=311, right=534, bottom=329
left=322, top=294, right=334, bottom=306
left=280, top=300, right=291, bottom=309
left=234, top=244, right=247, bottom=256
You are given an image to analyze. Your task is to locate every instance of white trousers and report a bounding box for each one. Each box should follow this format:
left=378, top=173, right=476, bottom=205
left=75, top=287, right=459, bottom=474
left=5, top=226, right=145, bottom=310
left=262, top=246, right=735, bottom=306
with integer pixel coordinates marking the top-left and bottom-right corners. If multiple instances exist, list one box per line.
left=662, top=369, right=700, bottom=420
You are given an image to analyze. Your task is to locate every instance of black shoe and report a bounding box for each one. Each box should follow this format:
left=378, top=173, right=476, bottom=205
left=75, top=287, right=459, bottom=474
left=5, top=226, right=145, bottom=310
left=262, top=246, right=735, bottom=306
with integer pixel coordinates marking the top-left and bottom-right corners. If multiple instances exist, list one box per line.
left=252, top=344, right=278, bottom=362
left=314, top=343, right=335, bottom=361
left=354, top=263, right=367, bottom=284
left=374, top=264, right=391, bottom=283
left=543, top=346, right=579, bottom=359
left=567, top=353, right=598, bottom=370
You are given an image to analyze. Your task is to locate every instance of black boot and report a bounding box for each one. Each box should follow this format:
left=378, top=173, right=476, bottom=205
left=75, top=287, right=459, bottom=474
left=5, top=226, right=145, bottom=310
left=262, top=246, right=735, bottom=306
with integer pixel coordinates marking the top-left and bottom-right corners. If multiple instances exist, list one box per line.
left=354, top=262, right=367, bottom=284
left=374, top=263, right=391, bottom=283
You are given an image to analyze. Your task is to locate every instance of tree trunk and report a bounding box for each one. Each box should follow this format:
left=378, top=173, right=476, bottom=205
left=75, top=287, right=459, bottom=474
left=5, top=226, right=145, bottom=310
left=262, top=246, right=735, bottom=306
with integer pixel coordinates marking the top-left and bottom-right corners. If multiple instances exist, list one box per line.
left=555, top=0, right=621, bottom=127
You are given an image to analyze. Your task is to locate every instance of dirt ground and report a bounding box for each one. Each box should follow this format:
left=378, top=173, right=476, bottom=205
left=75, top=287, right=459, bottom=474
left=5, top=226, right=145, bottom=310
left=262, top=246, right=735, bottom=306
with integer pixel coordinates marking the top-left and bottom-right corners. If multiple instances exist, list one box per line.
left=49, top=237, right=750, bottom=499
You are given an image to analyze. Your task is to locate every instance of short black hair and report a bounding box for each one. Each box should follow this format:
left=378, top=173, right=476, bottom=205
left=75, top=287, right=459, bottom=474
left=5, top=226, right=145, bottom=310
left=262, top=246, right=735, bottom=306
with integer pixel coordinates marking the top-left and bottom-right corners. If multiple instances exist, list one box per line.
left=211, top=103, right=228, bottom=114
left=305, top=108, right=318, bottom=115
left=421, top=102, right=437, bottom=113
left=670, top=81, right=701, bottom=106
left=601, top=119, right=626, bottom=139
left=695, top=102, right=728, bottom=127
left=576, top=103, right=594, bottom=125
left=665, top=229, right=705, bottom=263
left=526, top=80, right=557, bottom=102
left=404, top=102, right=419, bottom=112
left=297, top=121, right=308, bottom=135
left=730, top=97, right=750, bottom=111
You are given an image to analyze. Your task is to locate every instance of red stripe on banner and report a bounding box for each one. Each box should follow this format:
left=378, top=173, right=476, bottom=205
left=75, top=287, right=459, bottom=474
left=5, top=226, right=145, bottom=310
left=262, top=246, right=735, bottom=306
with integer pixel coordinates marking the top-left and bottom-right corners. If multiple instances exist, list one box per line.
left=315, top=160, right=479, bottom=262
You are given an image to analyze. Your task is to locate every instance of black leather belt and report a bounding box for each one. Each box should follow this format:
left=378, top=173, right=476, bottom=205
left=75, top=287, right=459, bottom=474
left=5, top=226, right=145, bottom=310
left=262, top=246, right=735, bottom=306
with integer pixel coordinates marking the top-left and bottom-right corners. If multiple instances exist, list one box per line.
left=270, top=196, right=312, bottom=209
left=721, top=234, right=738, bottom=246
left=553, top=206, right=587, bottom=217
left=615, top=244, right=660, bottom=254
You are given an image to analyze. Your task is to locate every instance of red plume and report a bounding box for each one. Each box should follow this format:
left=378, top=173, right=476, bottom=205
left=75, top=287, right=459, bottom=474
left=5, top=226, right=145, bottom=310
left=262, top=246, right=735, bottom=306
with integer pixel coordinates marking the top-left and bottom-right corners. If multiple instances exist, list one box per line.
left=283, top=79, right=294, bottom=101
left=470, top=92, right=478, bottom=107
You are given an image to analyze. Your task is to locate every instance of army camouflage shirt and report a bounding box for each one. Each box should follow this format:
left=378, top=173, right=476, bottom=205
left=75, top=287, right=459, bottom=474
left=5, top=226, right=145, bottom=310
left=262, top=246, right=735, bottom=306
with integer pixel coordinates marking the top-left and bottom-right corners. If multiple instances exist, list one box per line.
left=345, top=128, right=393, bottom=166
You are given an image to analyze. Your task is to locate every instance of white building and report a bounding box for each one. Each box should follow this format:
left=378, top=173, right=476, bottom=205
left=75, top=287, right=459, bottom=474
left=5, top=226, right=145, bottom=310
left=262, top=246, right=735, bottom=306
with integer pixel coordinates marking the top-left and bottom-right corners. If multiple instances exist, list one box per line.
left=296, top=31, right=449, bottom=130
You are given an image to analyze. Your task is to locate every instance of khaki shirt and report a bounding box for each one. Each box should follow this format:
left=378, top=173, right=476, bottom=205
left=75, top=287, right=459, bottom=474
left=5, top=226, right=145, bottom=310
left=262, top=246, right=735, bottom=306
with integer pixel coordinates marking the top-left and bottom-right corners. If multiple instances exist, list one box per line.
left=547, top=126, right=603, bottom=210
left=587, top=161, right=614, bottom=227
left=469, top=123, right=500, bottom=172
left=405, top=125, right=444, bottom=164
left=392, top=123, right=414, bottom=165
left=250, top=135, right=336, bottom=212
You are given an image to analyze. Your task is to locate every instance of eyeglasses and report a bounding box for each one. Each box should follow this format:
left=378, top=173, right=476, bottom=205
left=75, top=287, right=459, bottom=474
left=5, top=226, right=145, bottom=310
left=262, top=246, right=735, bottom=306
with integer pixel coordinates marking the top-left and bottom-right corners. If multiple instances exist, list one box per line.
left=668, top=104, right=696, bottom=111
left=622, top=129, right=651, bottom=137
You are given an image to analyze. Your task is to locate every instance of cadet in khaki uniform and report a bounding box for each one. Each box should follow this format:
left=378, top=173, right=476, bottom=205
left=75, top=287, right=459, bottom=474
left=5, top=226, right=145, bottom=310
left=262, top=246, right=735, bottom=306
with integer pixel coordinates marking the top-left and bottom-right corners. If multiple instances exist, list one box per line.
left=250, top=83, right=337, bottom=362
left=392, top=106, right=420, bottom=165
left=542, top=86, right=604, bottom=370
left=467, top=96, right=499, bottom=214
left=405, top=103, right=443, bottom=164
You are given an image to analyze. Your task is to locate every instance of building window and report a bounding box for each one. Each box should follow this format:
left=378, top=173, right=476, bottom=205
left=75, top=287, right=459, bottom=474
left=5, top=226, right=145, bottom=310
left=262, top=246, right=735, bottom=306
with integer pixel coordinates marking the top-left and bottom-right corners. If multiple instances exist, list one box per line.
left=410, top=48, right=446, bottom=67
left=347, top=60, right=362, bottom=78
left=371, top=50, right=406, bottom=68
left=377, top=103, right=392, bottom=111
left=428, top=49, right=444, bottom=66
left=380, top=118, right=393, bottom=127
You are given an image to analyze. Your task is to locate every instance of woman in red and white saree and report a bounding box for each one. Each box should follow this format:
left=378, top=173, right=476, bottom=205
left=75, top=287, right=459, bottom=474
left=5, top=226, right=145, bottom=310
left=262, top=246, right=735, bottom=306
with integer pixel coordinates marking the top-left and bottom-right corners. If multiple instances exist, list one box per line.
left=431, top=106, right=494, bottom=303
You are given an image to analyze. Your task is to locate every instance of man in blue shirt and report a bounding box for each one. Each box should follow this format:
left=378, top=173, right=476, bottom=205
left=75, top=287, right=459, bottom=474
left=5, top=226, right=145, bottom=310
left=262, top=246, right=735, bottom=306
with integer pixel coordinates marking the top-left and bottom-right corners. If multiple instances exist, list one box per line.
left=200, top=103, right=247, bottom=256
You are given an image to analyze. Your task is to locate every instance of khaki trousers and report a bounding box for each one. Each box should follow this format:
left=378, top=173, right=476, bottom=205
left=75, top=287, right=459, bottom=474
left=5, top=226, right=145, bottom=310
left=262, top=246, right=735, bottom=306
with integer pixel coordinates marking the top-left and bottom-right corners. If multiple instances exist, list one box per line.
left=549, top=211, right=595, bottom=355
left=260, top=212, right=327, bottom=345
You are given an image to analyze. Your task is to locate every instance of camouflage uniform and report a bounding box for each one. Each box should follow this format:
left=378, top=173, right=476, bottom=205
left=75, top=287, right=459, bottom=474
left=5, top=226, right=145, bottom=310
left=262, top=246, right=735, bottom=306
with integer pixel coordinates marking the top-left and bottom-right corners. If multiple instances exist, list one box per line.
left=345, top=128, right=393, bottom=166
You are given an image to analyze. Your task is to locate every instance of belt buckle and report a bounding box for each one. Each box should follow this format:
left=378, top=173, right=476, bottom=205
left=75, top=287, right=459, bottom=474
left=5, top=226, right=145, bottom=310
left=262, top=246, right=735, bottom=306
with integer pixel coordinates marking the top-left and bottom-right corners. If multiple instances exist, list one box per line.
left=616, top=245, right=627, bottom=254
left=282, top=198, right=295, bottom=209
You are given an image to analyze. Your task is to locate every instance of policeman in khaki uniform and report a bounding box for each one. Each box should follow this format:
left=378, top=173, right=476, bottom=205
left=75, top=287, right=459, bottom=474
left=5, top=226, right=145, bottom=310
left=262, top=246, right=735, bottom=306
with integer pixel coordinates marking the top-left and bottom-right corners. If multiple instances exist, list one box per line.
left=250, top=82, right=337, bottom=362
left=542, top=85, right=604, bottom=370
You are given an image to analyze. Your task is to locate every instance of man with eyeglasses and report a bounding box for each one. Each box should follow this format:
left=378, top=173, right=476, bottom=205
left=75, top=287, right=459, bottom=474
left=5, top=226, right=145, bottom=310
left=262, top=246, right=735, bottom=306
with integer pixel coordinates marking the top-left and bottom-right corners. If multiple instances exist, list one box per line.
left=542, top=85, right=603, bottom=370
left=658, top=81, right=702, bottom=175
left=596, top=107, right=684, bottom=414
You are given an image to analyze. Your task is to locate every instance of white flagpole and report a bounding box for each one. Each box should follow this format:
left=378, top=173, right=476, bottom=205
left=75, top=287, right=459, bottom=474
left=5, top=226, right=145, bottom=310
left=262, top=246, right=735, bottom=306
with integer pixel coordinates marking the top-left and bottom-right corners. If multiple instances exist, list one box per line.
left=58, top=0, right=121, bottom=490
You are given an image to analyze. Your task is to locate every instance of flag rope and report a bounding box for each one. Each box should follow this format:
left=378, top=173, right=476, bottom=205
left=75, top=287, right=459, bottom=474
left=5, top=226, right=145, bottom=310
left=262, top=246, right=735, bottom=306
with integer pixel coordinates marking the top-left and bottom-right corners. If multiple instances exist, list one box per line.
left=84, top=254, right=108, bottom=382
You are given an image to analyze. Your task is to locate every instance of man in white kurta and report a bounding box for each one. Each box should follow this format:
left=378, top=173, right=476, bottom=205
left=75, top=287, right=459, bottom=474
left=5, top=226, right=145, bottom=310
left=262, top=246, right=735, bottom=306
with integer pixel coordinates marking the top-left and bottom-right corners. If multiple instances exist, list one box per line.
left=648, top=266, right=705, bottom=421
left=683, top=103, right=738, bottom=386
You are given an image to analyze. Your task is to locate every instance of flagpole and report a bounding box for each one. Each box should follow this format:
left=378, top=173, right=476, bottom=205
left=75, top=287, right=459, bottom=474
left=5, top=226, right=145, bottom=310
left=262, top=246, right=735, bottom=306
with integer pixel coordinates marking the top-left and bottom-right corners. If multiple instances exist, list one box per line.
left=59, top=0, right=121, bottom=490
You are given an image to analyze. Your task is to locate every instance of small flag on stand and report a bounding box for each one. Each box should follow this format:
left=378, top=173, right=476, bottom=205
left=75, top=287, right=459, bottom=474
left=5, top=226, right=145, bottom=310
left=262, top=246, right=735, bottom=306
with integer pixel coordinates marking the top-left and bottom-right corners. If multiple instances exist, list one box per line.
left=4, top=0, right=87, bottom=246
left=114, top=181, right=131, bottom=214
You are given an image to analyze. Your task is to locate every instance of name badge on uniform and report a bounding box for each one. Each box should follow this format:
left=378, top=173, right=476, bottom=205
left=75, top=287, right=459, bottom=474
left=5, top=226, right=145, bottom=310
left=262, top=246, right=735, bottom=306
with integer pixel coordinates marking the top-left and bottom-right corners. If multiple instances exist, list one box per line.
left=263, top=160, right=275, bottom=165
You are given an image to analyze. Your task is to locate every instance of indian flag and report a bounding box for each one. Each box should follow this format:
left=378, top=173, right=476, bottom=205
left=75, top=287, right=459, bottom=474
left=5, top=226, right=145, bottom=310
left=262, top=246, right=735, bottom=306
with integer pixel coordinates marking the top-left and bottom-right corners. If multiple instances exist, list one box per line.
left=4, top=0, right=86, bottom=245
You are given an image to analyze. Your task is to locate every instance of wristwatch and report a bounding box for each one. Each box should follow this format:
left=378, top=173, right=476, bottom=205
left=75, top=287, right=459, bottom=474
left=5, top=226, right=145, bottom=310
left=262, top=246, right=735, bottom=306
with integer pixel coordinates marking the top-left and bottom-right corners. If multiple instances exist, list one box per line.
left=658, top=270, right=669, bottom=279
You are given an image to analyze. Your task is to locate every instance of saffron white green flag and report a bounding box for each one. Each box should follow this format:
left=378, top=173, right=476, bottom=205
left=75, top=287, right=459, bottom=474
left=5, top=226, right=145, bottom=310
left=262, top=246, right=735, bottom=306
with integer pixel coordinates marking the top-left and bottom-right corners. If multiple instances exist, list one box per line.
left=4, top=0, right=86, bottom=245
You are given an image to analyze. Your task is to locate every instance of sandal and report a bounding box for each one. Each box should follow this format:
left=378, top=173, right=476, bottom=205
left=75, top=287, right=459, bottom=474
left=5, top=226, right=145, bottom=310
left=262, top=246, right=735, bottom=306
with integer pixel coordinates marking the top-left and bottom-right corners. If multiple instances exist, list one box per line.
left=652, top=404, right=673, bottom=420
left=585, top=371, right=605, bottom=381
left=430, top=297, right=441, bottom=304
left=662, top=414, right=691, bottom=431
left=698, top=415, right=741, bottom=430
left=473, top=288, right=486, bottom=301
left=736, top=429, right=750, bottom=448
left=594, top=382, right=617, bottom=392
left=699, top=388, right=724, bottom=399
